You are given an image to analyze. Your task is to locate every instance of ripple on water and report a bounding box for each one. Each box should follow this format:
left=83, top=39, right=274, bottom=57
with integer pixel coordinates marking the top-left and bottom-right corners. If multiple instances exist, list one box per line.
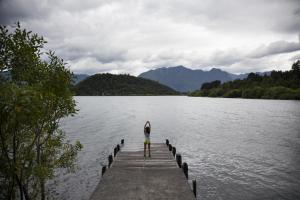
left=48, top=96, right=300, bottom=200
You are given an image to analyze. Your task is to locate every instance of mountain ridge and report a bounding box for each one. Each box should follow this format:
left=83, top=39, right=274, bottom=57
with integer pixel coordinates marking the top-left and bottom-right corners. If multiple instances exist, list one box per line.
left=73, top=74, right=89, bottom=84
left=138, top=66, right=266, bottom=92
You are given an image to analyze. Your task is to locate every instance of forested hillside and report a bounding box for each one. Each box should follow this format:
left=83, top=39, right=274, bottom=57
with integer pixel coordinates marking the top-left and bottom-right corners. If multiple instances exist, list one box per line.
left=189, top=61, right=300, bottom=100
left=75, top=73, right=179, bottom=95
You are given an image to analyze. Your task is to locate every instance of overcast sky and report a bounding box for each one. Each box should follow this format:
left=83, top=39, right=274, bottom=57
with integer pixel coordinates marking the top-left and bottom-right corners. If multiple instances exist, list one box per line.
left=1, top=0, right=300, bottom=75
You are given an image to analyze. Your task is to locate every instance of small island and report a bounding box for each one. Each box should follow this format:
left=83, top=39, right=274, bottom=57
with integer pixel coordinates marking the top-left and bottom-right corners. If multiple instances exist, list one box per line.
left=189, top=61, right=300, bottom=100
left=75, top=73, right=179, bottom=96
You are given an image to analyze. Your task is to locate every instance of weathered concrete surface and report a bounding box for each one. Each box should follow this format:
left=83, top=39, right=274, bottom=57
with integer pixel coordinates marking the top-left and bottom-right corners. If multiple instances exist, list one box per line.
left=90, top=143, right=195, bottom=200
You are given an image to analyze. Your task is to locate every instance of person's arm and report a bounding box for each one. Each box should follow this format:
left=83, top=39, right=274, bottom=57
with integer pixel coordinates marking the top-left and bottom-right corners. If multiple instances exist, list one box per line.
left=148, top=121, right=151, bottom=132
left=144, top=122, right=148, bottom=133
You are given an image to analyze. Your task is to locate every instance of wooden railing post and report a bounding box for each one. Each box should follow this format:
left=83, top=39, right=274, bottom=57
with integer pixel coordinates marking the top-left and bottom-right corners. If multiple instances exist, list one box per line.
left=172, top=147, right=176, bottom=157
left=168, top=144, right=173, bottom=151
left=176, top=154, right=182, bottom=168
left=114, top=147, right=117, bottom=157
left=102, top=166, right=106, bottom=176
left=192, top=179, right=197, bottom=197
left=108, top=154, right=113, bottom=168
left=182, top=162, right=188, bottom=179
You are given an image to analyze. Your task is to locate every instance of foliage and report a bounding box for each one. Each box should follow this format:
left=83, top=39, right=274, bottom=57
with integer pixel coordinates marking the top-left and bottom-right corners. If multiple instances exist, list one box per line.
left=223, top=89, right=242, bottom=98
left=189, top=61, right=300, bottom=100
left=0, top=23, right=82, bottom=200
left=75, top=73, right=180, bottom=96
left=201, top=80, right=221, bottom=90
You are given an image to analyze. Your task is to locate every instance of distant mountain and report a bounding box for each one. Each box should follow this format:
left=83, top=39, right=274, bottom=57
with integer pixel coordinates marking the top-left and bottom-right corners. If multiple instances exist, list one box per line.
left=138, top=66, right=268, bottom=92
left=138, top=66, right=237, bottom=92
left=73, top=74, right=89, bottom=84
left=75, top=73, right=179, bottom=96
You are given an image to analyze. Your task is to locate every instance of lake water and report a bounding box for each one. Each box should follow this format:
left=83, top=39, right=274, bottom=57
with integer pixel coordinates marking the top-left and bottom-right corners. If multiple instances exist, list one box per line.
left=47, top=96, right=300, bottom=200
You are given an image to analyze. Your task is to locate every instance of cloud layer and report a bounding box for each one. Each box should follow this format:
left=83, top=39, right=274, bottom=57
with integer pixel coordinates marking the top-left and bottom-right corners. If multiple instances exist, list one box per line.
left=1, top=0, right=300, bottom=75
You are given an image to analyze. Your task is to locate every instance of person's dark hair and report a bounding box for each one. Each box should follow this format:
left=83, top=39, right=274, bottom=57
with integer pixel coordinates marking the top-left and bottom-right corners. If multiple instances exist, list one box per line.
left=145, top=126, right=150, bottom=134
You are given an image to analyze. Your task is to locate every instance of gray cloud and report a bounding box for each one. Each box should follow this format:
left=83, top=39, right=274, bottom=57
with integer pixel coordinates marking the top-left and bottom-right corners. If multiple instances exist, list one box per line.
left=55, top=44, right=127, bottom=64
left=147, top=0, right=300, bottom=34
left=0, top=0, right=109, bottom=24
left=249, top=40, right=300, bottom=58
left=289, top=53, right=300, bottom=62
left=0, top=0, right=49, bottom=24
left=1, top=0, right=300, bottom=75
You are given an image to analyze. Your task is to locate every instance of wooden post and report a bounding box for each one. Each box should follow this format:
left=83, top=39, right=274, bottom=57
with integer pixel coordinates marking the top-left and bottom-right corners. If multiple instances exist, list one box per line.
left=172, top=147, right=176, bottom=157
left=168, top=144, right=173, bottom=151
left=176, top=154, right=182, bottom=168
left=182, top=162, right=188, bottom=179
left=192, top=179, right=197, bottom=197
left=102, top=166, right=106, bottom=176
left=166, top=139, right=169, bottom=146
left=108, top=154, right=113, bottom=168
left=121, top=139, right=124, bottom=145
left=113, top=147, right=117, bottom=157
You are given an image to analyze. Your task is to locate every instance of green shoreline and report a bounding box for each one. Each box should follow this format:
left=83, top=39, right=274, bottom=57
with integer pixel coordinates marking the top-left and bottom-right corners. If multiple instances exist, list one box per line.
left=188, top=61, right=300, bottom=100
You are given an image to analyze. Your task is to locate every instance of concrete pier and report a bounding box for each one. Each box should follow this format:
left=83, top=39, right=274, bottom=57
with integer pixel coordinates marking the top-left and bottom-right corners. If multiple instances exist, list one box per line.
left=90, top=143, right=195, bottom=200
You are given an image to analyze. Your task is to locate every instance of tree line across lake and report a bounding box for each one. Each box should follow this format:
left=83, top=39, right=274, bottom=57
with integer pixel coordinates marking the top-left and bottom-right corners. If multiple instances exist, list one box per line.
left=189, top=61, right=300, bottom=100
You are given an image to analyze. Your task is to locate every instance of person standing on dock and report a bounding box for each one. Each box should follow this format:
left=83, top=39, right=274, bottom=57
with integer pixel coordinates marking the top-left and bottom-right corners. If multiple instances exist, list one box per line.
left=144, top=121, right=151, bottom=157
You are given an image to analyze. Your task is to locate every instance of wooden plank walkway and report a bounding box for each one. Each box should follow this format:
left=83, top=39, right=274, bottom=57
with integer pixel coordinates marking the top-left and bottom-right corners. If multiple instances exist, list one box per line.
left=90, top=143, right=195, bottom=200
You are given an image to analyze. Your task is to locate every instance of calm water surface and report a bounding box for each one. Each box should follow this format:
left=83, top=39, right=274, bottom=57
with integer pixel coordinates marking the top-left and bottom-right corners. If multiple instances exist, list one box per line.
left=47, top=96, right=300, bottom=200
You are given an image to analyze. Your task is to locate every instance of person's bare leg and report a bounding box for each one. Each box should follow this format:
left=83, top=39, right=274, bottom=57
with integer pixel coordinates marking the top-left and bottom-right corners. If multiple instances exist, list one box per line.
left=148, top=143, right=151, bottom=157
left=144, top=143, right=146, bottom=157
